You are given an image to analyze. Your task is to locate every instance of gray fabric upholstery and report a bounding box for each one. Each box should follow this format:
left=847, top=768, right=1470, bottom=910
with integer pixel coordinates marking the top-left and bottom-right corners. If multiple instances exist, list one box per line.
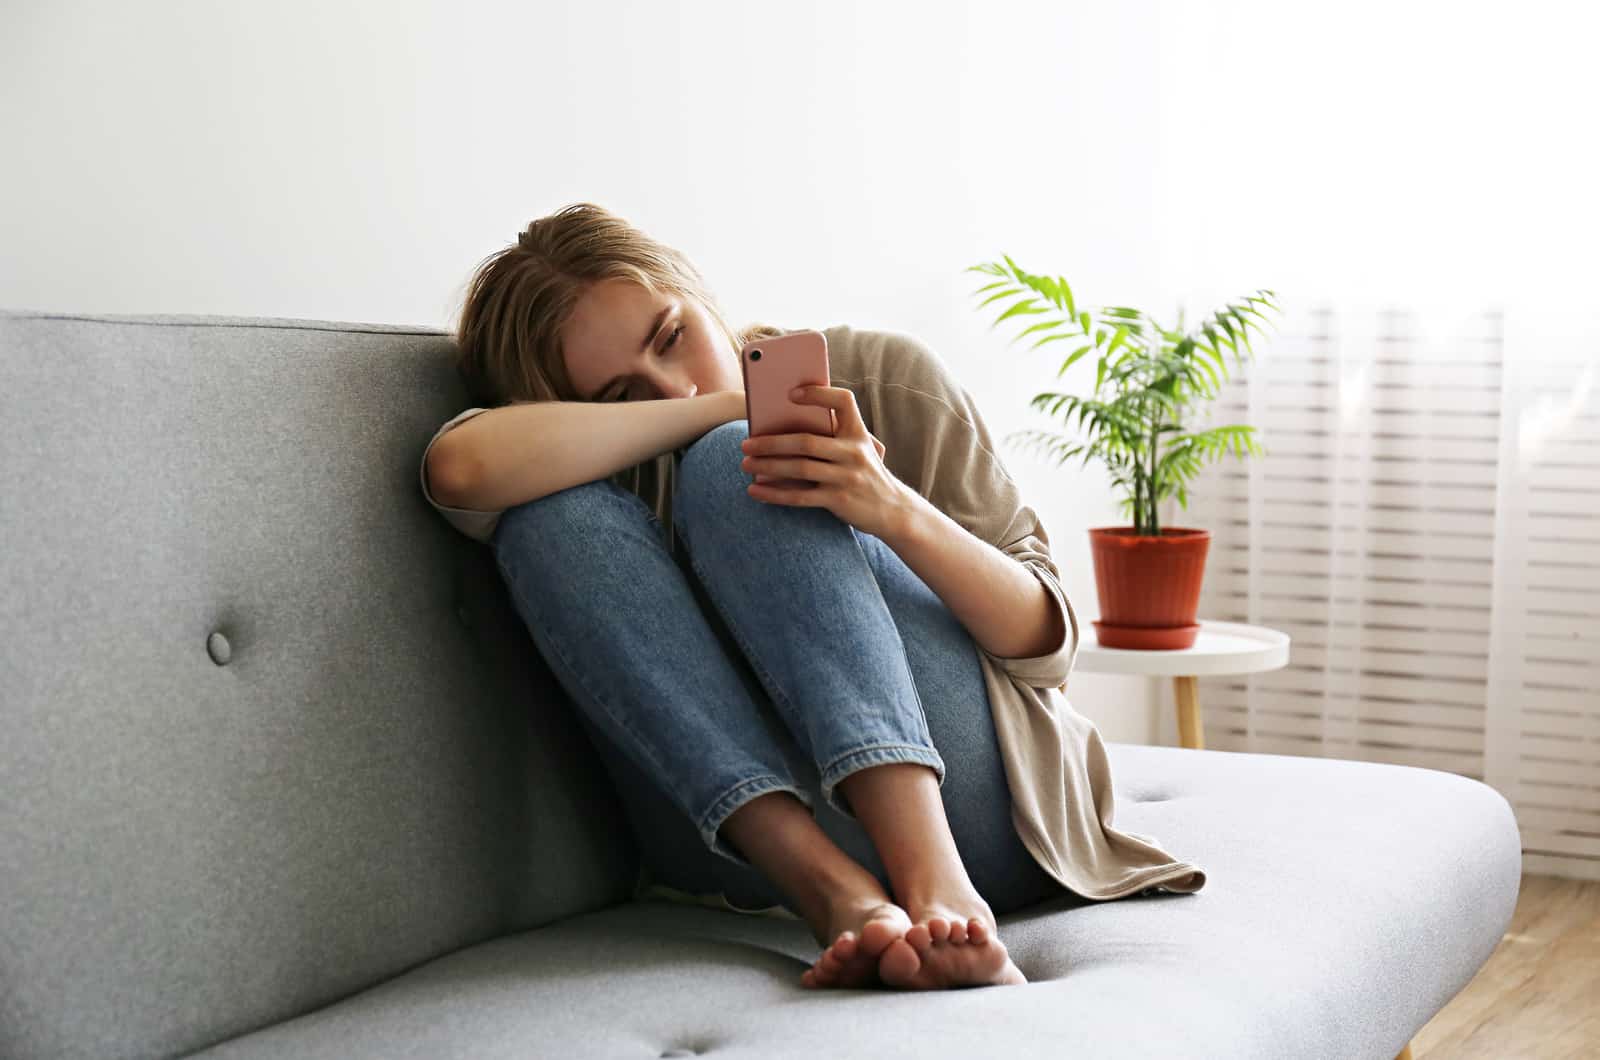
left=1, top=311, right=1521, bottom=1060
left=183, top=744, right=1522, bottom=1060
left=1, top=311, right=638, bottom=1060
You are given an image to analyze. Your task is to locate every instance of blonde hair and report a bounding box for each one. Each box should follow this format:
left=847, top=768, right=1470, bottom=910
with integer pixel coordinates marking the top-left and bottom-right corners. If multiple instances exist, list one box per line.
left=449, top=201, right=783, bottom=511
left=452, top=201, right=781, bottom=408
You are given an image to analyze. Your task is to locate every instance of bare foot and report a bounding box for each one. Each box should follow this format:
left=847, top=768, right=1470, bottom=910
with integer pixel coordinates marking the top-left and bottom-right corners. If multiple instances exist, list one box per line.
left=877, top=896, right=1026, bottom=989
left=801, top=899, right=914, bottom=990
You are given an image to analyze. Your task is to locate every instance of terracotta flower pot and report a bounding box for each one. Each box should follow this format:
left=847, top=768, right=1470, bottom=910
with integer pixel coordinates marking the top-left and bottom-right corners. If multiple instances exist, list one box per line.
left=1088, top=526, right=1211, bottom=650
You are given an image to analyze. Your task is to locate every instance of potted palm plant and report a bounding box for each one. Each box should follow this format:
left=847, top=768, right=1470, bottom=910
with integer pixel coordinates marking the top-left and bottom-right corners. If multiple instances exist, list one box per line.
left=966, top=256, right=1282, bottom=649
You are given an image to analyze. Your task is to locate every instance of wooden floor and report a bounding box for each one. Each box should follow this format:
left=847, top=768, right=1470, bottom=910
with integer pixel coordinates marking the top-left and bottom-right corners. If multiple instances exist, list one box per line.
left=1411, top=874, right=1599, bottom=1059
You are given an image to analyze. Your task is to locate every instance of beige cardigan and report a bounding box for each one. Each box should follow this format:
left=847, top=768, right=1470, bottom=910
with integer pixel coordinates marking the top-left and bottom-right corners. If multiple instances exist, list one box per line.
left=420, top=324, right=1207, bottom=908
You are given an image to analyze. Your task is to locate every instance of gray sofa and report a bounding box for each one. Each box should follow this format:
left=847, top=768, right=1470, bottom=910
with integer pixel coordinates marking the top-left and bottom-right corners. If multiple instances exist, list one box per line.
left=1, top=309, right=1523, bottom=1060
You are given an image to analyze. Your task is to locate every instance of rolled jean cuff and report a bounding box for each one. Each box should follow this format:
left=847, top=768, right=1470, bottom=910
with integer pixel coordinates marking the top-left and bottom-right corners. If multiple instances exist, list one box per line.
left=698, top=774, right=815, bottom=868
left=819, top=742, right=947, bottom=820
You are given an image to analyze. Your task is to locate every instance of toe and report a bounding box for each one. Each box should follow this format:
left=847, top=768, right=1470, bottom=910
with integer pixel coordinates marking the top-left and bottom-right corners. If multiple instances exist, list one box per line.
left=832, top=933, right=858, bottom=962
left=906, top=923, right=933, bottom=955
left=968, top=918, right=989, bottom=944
left=927, top=917, right=951, bottom=943
left=877, top=937, right=922, bottom=988
left=948, top=919, right=967, bottom=944
left=858, top=915, right=906, bottom=957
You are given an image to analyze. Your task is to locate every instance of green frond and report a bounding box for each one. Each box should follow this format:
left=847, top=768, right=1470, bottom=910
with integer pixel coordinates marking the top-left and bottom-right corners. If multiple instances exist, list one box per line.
left=965, top=262, right=1283, bottom=525
left=1057, top=276, right=1077, bottom=318
left=1032, top=332, right=1079, bottom=354
left=1054, top=341, right=1095, bottom=374
left=1027, top=275, right=1065, bottom=310
left=976, top=287, right=1023, bottom=310
left=994, top=299, right=1050, bottom=326
left=1016, top=318, right=1068, bottom=341
left=1019, top=273, right=1071, bottom=311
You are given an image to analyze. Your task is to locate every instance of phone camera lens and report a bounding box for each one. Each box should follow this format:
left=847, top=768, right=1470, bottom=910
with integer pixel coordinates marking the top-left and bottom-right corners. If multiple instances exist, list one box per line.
left=750, top=350, right=762, bottom=361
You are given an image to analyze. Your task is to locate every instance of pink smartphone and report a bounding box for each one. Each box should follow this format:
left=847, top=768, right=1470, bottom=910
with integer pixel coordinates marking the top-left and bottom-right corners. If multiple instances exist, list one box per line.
left=741, top=329, right=835, bottom=489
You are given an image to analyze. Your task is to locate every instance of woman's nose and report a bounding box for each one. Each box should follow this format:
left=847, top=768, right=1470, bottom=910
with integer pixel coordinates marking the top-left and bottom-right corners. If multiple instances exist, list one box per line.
left=635, top=356, right=697, bottom=399
left=655, top=370, right=696, bottom=400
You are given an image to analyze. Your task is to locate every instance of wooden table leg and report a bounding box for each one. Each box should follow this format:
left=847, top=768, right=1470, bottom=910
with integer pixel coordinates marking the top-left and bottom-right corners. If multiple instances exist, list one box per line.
left=1173, top=675, right=1204, bottom=750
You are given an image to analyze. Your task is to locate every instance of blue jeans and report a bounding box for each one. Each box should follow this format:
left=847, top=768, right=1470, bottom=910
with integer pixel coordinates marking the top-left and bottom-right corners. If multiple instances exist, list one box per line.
left=491, top=419, right=1061, bottom=917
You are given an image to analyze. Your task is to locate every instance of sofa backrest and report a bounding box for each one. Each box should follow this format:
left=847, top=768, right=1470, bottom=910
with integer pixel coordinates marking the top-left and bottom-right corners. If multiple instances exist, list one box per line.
left=0, top=311, right=639, bottom=1060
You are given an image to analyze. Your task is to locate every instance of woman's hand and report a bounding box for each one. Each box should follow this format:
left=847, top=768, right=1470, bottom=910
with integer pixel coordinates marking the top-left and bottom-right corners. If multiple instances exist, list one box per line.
left=739, top=385, right=914, bottom=539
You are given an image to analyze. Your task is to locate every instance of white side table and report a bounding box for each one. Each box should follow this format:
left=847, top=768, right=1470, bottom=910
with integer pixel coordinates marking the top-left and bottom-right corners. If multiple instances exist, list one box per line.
left=1072, top=620, right=1291, bottom=750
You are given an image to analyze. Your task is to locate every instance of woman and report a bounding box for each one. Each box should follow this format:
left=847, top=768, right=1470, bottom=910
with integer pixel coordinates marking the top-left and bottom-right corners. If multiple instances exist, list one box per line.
left=420, top=203, right=1207, bottom=992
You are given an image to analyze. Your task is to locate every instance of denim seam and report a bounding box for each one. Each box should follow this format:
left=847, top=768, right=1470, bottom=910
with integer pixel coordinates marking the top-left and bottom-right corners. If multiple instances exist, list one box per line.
left=672, top=429, right=817, bottom=739
left=674, top=520, right=806, bottom=746
left=509, top=580, right=805, bottom=836
left=497, top=492, right=801, bottom=839
left=697, top=774, right=812, bottom=840
left=675, top=496, right=936, bottom=770
left=494, top=550, right=689, bottom=819
left=675, top=427, right=941, bottom=805
left=819, top=741, right=946, bottom=789
left=849, top=531, right=939, bottom=749
left=819, top=743, right=947, bottom=819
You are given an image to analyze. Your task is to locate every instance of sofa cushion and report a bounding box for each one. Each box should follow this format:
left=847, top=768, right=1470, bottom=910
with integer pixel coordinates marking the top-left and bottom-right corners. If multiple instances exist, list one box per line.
left=0, top=311, right=639, bottom=1060
left=181, top=743, right=1522, bottom=1060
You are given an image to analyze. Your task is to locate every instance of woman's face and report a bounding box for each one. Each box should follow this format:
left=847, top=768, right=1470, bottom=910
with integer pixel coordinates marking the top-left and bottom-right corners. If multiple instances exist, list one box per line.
left=561, top=277, right=743, bottom=402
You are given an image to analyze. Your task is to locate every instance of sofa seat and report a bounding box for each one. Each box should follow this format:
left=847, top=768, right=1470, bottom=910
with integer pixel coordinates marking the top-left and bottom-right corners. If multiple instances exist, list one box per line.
left=182, top=742, right=1521, bottom=1060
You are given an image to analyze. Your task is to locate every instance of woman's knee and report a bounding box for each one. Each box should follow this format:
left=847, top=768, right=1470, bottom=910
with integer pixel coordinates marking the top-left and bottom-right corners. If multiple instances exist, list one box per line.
left=675, top=419, right=754, bottom=525
left=492, top=476, right=657, bottom=565
left=678, top=420, right=749, bottom=492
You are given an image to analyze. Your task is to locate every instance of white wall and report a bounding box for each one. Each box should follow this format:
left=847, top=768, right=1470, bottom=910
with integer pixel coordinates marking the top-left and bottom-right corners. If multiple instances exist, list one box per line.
left=10, top=2, right=1591, bottom=748
left=1152, top=0, right=1599, bottom=316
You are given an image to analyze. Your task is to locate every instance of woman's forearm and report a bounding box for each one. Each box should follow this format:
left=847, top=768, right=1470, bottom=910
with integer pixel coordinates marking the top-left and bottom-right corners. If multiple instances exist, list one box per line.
left=435, top=389, right=745, bottom=510
left=879, top=486, right=1068, bottom=661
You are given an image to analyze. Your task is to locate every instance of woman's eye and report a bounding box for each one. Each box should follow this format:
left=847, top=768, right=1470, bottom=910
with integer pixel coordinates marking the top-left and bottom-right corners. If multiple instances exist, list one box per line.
left=607, top=324, right=686, bottom=401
